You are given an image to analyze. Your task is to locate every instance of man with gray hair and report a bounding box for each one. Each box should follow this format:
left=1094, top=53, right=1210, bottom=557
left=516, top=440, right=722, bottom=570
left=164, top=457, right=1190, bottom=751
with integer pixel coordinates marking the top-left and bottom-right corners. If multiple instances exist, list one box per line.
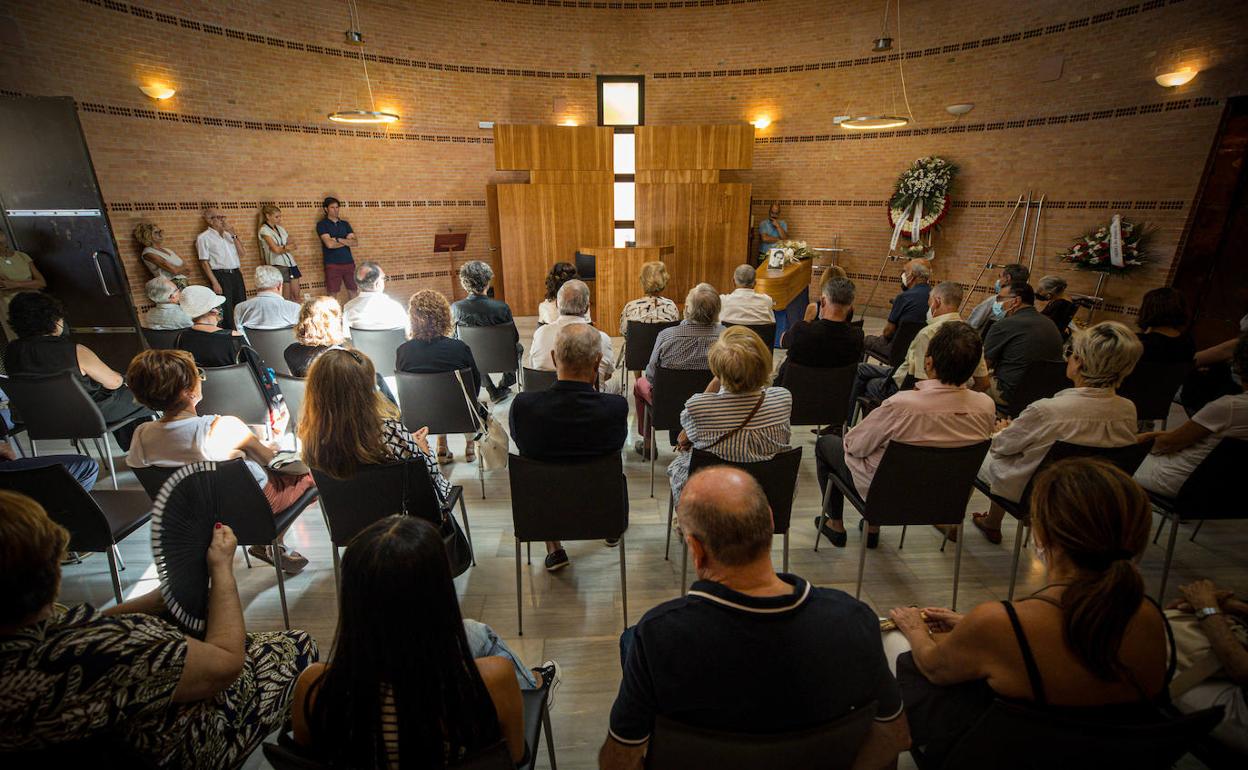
left=776, top=276, right=863, bottom=381
left=233, top=265, right=300, bottom=330
left=528, top=279, right=615, bottom=388
left=632, top=283, right=725, bottom=457
left=141, top=276, right=192, bottom=330
left=863, top=257, right=931, bottom=361
left=512, top=323, right=629, bottom=571
left=718, top=264, right=775, bottom=325
left=452, top=260, right=521, bottom=402
left=195, top=208, right=246, bottom=329
left=342, top=261, right=408, bottom=332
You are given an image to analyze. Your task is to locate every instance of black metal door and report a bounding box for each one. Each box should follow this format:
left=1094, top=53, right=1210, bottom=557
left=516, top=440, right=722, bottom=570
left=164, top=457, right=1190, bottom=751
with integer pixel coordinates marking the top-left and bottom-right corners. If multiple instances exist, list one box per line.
left=0, top=96, right=143, bottom=372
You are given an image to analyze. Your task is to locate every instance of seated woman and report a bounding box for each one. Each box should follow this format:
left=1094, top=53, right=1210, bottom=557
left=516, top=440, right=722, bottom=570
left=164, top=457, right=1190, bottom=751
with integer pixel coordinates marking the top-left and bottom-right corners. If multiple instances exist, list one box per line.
left=125, top=349, right=314, bottom=573
left=0, top=493, right=317, bottom=765
left=292, top=516, right=552, bottom=766
left=886, top=458, right=1171, bottom=765
left=1135, top=286, right=1196, bottom=365
left=398, top=290, right=487, bottom=465
left=972, top=321, right=1142, bottom=544
left=618, top=260, right=679, bottom=338
left=285, top=295, right=396, bottom=404
left=538, top=261, right=584, bottom=325
left=1135, top=333, right=1248, bottom=498
left=3, top=292, right=155, bottom=450
left=1036, top=275, right=1077, bottom=339
left=175, top=285, right=245, bottom=367
left=668, top=325, right=792, bottom=506
left=300, top=347, right=451, bottom=506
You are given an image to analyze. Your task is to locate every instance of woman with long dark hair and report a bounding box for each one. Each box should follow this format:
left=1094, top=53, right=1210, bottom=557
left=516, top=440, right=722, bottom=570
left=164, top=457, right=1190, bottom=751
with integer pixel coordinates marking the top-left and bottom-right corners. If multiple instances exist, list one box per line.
left=884, top=458, right=1172, bottom=763
left=291, top=516, right=534, bottom=766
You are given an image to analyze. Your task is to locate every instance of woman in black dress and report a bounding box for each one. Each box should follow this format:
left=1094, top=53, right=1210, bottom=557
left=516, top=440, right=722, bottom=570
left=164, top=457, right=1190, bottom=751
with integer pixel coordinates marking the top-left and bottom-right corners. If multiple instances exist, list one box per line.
left=1135, top=287, right=1196, bottom=365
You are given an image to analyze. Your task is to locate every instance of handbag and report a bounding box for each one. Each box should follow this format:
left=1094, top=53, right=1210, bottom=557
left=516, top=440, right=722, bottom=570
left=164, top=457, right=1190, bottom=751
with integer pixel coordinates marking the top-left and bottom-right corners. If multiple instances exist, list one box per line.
left=398, top=458, right=473, bottom=577
left=452, top=370, right=510, bottom=470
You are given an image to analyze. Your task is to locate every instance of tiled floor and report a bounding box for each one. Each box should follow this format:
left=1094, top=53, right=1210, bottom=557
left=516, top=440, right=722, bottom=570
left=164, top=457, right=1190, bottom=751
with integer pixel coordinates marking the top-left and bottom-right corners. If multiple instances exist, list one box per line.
left=50, top=315, right=1243, bottom=769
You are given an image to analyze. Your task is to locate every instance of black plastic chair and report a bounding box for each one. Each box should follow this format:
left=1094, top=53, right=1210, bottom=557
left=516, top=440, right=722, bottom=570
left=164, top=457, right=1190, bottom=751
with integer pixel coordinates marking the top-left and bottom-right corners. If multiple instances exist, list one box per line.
left=198, top=363, right=271, bottom=432
left=1119, top=360, right=1189, bottom=428
left=522, top=367, right=557, bottom=393
left=854, top=373, right=919, bottom=423
left=1149, top=437, right=1248, bottom=600
left=242, top=326, right=296, bottom=376
left=619, top=320, right=680, bottom=392
left=998, top=360, right=1071, bottom=419
left=396, top=369, right=486, bottom=498
left=910, top=699, right=1223, bottom=770
left=458, top=323, right=521, bottom=378
left=508, top=452, right=628, bottom=635
left=349, top=326, right=407, bottom=380
left=0, top=464, right=151, bottom=604
left=736, top=322, right=777, bottom=349
left=819, top=441, right=991, bottom=610
left=276, top=374, right=306, bottom=437
left=973, top=439, right=1154, bottom=599
left=312, top=460, right=473, bottom=591
left=2, top=371, right=136, bottom=490
left=866, top=320, right=924, bottom=368
left=141, top=327, right=183, bottom=350
left=671, top=448, right=803, bottom=592
left=779, top=361, right=857, bottom=429
left=646, top=701, right=876, bottom=770
left=645, top=366, right=715, bottom=496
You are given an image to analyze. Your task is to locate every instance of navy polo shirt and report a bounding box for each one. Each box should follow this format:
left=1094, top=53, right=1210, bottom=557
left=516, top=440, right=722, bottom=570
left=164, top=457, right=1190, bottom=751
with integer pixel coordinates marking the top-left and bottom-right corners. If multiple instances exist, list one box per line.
left=888, top=282, right=931, bottom=325
left=608, top=574, right=903, bottom=745
left=316, top=217, right=355, bottom=264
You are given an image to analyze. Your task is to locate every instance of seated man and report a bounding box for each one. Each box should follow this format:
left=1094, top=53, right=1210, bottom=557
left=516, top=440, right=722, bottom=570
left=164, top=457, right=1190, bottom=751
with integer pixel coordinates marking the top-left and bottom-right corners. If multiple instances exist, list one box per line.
left=967, top=263, right=1030, bottom=332
left=528, top=279, right=614, bottom=386
left=233, top=265, right=300, bottom=330
left=511, top=324, right=628, bottom=573
left=342, top=261, right=407, bottom=332
left=452, top=260, right=521, bottom=402
left=718, top=264, right=775, bottom=325
left=983, top=281, right=1064, bottom=405
left=0, top=440, right=98, bottom=490
left=863, top=258, right=930, bottom=361
left=817, top=321, right=996, bottom=548
left=599, top=466, right=909, bottom=769
left=777, top=276, right=863, bottom=382
left=142, top=276, right=192, bottom=331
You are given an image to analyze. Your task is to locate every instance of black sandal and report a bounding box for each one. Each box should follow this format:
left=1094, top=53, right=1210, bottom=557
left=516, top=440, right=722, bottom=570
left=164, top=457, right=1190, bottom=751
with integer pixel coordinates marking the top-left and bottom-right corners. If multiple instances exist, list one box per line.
left=815, top=516, right=847, bottom=548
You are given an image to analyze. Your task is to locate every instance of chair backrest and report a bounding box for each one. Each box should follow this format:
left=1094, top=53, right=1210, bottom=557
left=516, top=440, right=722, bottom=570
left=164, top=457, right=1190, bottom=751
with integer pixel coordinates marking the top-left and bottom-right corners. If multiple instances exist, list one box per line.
left=1003, top=359, right=1072, bottom=418
left=735, top=322, right=777, bottom=349
left=242, top=326, right=295, bottom=376
left=349, top=327, right=407, bottom=378
left=1174, top=437, right=1248, bottom=519
left=139, top=459, right=280, bottom=544
left=887, top=321, right=925, bottom=367
left=198, top=363, right=271, bottom=426
left=311, top=460, right=443, bottom=546
left=457, top=323, right=520, bottom=374
left=689, top=447, right=803, bottom=534
left=1, top=372, right=107, bottom=440
left=522, top=366, right=558, bottom=392
left=651, top=366, right=715, bottom=431
left=0, top=464, right=114, bottom=551
left=624, top=321, right=680, bottom=371
left=863, top=441, right=992, bottom=526
left=780, top=361, right=857, bottom=427
left=141, top=327, right=183, bottom=350
left=133, top=464, right=177, bottom=500
left=508, top=452, right=627, bottom=541
left=276, top=374, right=307, bottom=434
left=1118, top=361, right=1189, bottom=422
left=395, top=370, right=479, bottom=435
left=936, top=699, right=1222, bottom=770
left=645, top=701, right=877, bottom=770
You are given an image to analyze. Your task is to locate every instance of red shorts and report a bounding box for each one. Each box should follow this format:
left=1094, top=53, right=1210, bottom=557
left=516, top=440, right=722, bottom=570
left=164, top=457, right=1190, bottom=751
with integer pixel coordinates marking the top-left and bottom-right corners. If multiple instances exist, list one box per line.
left=324, top=262, right=357, bottom=293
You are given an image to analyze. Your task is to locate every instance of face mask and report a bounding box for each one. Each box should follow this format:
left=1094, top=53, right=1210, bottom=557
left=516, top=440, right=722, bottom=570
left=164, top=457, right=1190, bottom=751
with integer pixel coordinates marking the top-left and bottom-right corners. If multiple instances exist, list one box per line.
left=900, top=272, right=910, bottom=289
left=925, top=307, right=934, bottom=323
left=993, top=279, right=1002, bottom=293
left=991, top=300, right=1005, bottom=320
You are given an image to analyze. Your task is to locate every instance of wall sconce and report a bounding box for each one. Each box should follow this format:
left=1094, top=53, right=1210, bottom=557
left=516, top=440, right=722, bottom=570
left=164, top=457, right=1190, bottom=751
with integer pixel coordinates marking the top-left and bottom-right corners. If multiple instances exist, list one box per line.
left=139, top=83, right=176, bottom=100
left=752, top=116, right=772, bottom=130
left=559, top=118, right=578, bottom=126
left=1155, top=68, right=1197, bottom=87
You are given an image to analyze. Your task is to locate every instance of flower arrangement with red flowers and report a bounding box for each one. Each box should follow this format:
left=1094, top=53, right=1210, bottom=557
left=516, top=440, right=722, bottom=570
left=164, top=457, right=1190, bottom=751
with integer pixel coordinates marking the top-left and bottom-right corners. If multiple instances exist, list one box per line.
left=1058, top=220, right=1153, bottom=274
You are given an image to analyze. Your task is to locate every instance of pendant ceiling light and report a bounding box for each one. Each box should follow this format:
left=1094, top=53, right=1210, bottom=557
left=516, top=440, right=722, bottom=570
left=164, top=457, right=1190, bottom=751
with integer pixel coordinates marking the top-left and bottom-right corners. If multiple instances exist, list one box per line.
left=842, top=0, right=915, bottom=131
left=841, top=116, right=910, bottom=130
left=328, top=0, right=399, bottom=125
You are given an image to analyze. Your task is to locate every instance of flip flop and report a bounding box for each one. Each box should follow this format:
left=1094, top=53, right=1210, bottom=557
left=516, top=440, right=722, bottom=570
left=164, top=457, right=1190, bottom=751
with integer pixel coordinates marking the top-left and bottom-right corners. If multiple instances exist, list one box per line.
left=971, top=513, right=1003, bottom=544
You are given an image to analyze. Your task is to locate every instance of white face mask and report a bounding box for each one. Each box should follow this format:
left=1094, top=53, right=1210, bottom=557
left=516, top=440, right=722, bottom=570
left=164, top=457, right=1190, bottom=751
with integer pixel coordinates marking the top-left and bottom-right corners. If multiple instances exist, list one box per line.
left=900, top=272, right=910, bottom=289
left=925, top=307, right=934, bottom=323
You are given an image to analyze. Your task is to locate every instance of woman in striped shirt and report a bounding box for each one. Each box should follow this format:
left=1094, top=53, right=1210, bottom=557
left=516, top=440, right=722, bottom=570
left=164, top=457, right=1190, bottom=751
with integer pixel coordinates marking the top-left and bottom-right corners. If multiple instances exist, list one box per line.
left=668, top=325, right=792, bottom=506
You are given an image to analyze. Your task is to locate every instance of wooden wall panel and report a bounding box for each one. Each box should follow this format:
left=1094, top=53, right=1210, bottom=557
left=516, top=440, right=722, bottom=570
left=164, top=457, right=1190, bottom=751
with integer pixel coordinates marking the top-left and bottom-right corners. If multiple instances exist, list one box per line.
left=531, top=169, right=615, bottom=184
left=635, top=170, right=720, bottom=183
left=494, top=125, right=613, bottom=170
left=583, top=245, right=676, bottom=334
left=635, top=125, right=754, bottom=170
left=496, top=183, right=612, bottom=313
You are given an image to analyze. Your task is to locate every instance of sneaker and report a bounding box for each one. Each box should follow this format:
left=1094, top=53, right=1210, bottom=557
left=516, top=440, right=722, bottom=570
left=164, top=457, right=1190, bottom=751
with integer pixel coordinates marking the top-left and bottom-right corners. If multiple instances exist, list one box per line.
left=544, top=548, right=570, bottom=572
left=604, top=538, right=620, bottom=548
left=532, top=659, right=562, bottom=708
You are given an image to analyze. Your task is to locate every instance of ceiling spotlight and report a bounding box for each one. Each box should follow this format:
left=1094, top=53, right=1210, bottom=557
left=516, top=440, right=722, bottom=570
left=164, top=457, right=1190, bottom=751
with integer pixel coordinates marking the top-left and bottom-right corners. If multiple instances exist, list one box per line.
left=139, top=84, right=176, bottom=100
left=872, top=37, right=893, bottom=52
left=840, top=115, right=909, bottom=130
left=345, top=29, right=364, bottom=44
left=945, top=103, right=975, bottom=116
left=1155, top=68, right=1197, bottom=88
left=328, top=110, right=399, bottom=124
left=752, top=116, right=772, bottom=130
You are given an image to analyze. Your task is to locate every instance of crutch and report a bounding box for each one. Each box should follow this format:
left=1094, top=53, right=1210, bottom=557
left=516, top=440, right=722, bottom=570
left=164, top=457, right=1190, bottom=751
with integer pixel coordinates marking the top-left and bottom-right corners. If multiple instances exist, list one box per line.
left=1016, top=191, right=1032, bottom=259
left=1027, top=194, right=1045, bottom=274
left=860, top=252, right=903, bottom=320
left=958, top=194, right=1026, bottom=315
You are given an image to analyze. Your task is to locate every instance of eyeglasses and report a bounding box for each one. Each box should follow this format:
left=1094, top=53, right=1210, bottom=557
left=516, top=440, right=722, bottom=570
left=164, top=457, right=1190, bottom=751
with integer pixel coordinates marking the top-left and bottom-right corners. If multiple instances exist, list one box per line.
left=196, top=367, right=207, bottom=381
left=1063, top=346, right=1075, bottom=360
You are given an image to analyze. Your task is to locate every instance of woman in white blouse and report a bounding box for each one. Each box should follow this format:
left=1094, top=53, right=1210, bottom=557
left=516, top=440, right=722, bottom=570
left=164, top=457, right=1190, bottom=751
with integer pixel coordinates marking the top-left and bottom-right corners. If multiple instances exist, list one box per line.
left=258, top=205, right=301, bottom=301
left=972, top=321, right=1142, bottom=544
left=133, top=222, right=188, bottom=288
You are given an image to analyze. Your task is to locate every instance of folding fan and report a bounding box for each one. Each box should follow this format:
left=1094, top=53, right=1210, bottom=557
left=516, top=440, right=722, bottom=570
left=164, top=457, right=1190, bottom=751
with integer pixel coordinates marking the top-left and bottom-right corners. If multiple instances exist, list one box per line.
left=149, top=461, right=220, bottom=637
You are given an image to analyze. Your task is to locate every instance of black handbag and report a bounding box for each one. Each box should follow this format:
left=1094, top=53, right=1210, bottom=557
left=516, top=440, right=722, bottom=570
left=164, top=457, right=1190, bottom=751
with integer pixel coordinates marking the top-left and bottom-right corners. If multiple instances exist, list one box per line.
left=399, top=458, right=473, bottom=577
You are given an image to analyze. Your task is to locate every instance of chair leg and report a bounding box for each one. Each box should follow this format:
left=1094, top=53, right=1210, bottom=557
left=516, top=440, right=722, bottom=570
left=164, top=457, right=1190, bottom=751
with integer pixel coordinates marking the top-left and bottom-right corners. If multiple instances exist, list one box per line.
left=619, top=534, right=628, bottom=628
left=102, top=433, right=118, bottom=491
left=649, top=419, right=656, bottom=498
left=1023, top=527, right=1031, bottom=549
left=664, top=494, right=674, bottom=560
left=1152, top=515, right=1166, bottom=545
left=1189, top=520, right=1204, bottom=543
left=1007, top=521, right=1026, bottom=601
left=273, top=540, right=290, bottom=630
left=331, top=545, right=342, bottom=597
left=681, top=540, right=689, bottom=596
left=542, top=705, right=558, bottom=770
left=478, top=457, right=485, bottom=499
left=814, top=483, right=834, bottom=553
left=855, top=527, right=869, bottom=600
left=1159, top=515, right=1180, bottom=602
left=783, top=531, right=790, bottom=573
left=899, top=525, right=908, bottom=550
left=112, top=544, right=125, bottom=571
left=106, top=546, right=123, bottom=605
left=952, top=524, right=965, bottom=611
left=242, top=546, right=253, bottom=568
left=457, top=494, right=475, bottom=566
left=515, top=538, right=524, bottom=636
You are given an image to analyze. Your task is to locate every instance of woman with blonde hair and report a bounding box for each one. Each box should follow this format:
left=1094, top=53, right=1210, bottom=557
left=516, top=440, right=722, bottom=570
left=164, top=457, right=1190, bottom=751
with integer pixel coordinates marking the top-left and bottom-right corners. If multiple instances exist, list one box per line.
left=299, top=348, right=450, bottom=505
left=284, top=296, right=347, bottom=377
left=619, top=260, right=679, bottom=337
left=257, top=205, right=301, bottom=301
left=667, top=325, right=792, bottom=505
left=133, top=221, right=188, bottom=288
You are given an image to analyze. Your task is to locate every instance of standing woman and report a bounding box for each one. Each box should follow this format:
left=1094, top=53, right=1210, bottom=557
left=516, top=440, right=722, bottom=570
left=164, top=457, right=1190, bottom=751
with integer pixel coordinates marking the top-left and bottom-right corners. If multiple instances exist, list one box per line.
left=258, top=205, right=301, bottom=302
left=132, top=222, right=189, bottom=289
left=0, top=229, right=46, bottom=341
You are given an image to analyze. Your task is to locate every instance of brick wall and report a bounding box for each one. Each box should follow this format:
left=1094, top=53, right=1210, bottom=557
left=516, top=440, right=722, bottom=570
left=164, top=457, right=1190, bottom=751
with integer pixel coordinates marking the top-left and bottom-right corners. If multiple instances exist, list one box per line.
left=1, top=0, right=1245, bottom=319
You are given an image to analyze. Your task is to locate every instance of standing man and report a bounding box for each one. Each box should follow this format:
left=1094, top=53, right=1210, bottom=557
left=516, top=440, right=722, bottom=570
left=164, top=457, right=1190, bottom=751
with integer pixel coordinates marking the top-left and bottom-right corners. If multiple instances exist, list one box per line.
left=757, top=202, right=788, bottom=262
left=316, top=196, right=358, bottom=303
left=195, top=208, right=246, bottom=330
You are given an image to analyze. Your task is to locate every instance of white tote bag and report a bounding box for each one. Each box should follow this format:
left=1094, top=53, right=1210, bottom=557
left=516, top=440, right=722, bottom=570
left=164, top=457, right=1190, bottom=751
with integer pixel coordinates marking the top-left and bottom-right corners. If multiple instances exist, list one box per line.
left=453, top=370, right=510, bottom=470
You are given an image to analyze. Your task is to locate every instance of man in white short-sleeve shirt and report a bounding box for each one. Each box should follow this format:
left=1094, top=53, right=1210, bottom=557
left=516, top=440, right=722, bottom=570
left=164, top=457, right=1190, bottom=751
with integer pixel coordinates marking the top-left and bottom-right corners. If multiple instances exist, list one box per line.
left=196, top=208, right=246, bottom=329
left=234, top=265, right=300, bottom=331
left=718, top=264, right=776, bottom=325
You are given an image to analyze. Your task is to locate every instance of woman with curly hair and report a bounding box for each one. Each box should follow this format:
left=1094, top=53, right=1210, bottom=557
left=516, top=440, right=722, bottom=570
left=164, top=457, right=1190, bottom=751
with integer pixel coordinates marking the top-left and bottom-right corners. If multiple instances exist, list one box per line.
left=133, top=222, right=188, bottom=288
left=538, top=262, right=585, bottom=324
left=283, top=296, right=395, bottom=403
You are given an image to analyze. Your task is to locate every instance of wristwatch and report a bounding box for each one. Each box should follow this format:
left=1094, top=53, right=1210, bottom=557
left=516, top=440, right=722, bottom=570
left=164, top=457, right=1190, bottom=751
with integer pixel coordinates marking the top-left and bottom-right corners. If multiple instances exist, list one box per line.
left=1195, top=606, right=1222, bottom=621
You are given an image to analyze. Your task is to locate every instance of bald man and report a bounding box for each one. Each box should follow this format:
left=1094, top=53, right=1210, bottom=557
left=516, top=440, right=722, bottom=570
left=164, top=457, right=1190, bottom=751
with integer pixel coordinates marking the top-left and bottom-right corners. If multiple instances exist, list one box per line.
left=196, top=208, right=247, bottom=329
left=863, top=257, right=930, bottom=361
left=600, top=467, right=910, bottom=769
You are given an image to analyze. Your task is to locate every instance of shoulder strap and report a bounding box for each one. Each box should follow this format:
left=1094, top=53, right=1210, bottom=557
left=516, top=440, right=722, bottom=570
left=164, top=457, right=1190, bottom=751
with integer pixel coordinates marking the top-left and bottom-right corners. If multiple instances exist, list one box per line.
left=705, top=392, right=767, bottom=450
left=1001, top=601, right=1048, bottom=705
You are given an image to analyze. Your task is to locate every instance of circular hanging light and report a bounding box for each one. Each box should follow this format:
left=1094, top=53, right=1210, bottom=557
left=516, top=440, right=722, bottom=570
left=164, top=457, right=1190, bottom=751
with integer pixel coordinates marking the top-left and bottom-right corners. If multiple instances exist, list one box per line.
left=328, top=109, right=400, bottom=125
left=840, top=115, right=910, bottom=130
